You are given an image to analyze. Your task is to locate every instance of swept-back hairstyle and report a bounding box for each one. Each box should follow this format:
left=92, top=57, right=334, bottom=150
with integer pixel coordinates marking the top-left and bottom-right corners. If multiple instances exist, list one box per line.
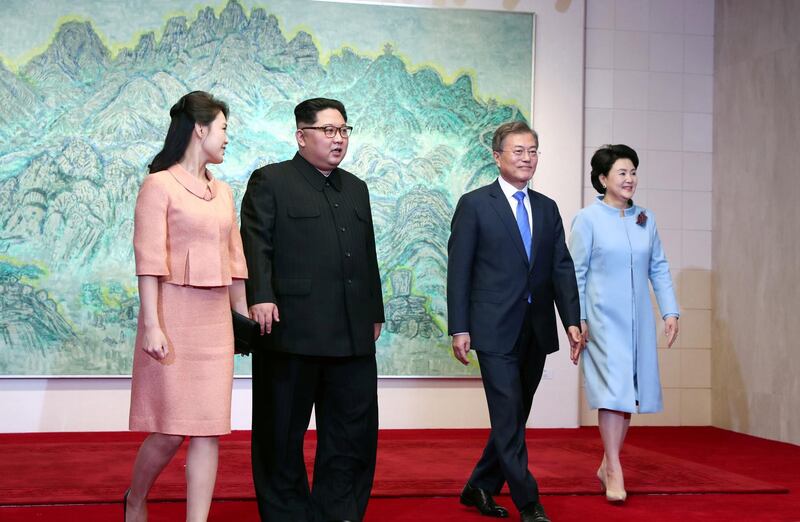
left=590, top=144, right=639, bottom=194
left=491, top=120, right=539, bottom=152
left=294, top=98, right=347, bottom=126
left=149, top=91, right=229, bottom=173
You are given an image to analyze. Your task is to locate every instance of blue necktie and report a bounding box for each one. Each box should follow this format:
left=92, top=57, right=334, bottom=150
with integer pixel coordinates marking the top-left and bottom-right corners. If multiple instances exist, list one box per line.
left=513, top=191, right=531, bottom=261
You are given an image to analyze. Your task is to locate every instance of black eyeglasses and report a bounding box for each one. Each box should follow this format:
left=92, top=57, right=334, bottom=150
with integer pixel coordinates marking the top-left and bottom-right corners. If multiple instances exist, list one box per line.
left=300, top=125, right=353, bottom=138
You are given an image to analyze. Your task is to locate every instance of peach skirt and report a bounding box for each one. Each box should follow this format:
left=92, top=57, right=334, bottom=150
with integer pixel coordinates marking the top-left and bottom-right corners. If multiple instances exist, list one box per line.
left=129, top=283, right=233, bottom=436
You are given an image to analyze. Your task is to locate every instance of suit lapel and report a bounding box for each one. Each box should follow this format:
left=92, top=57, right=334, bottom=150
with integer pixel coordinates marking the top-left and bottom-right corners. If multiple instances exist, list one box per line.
left=528, top=189, right=543, bottom=271
left=488, top=181, right=529, bottom=265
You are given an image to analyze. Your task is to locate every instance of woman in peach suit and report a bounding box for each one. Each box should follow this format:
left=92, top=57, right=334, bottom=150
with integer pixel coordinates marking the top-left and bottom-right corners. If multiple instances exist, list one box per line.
left=124, top=91, right=248, bottom=522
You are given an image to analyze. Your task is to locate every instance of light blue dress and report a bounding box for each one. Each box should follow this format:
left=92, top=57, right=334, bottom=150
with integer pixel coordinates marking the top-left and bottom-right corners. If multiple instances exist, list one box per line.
left=569, top=196, right=679, bottom=413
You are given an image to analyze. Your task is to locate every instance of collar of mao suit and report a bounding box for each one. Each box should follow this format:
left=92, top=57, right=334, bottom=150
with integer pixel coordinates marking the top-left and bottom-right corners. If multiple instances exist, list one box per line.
left=167, top=163, right=218, bottom=201
left=292, top=152, right=343, bottom=192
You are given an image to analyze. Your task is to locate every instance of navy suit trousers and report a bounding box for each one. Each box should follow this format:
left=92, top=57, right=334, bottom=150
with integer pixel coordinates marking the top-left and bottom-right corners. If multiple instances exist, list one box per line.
left=469, top=304, right=547, bottom=510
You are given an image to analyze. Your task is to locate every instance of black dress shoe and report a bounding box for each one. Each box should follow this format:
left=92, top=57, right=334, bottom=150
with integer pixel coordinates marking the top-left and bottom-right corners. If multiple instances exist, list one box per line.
left=520, top=502, right=550, bottom=522
left=459, top=483, right=509, bottom=518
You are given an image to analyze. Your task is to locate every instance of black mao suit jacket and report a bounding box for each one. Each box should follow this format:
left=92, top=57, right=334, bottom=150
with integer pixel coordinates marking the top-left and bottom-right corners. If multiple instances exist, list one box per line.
left=240, top=153, right=385, bottom=356
left=447, top=179, right=580, bottom=353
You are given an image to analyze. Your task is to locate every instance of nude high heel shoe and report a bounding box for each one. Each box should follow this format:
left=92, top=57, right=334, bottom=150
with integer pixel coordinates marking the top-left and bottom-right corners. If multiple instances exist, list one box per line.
left=605, top=487, right=627, bottom=503
left=597, top=465, right=627, bottom=503
left=596, top=465, right=606, bottom=492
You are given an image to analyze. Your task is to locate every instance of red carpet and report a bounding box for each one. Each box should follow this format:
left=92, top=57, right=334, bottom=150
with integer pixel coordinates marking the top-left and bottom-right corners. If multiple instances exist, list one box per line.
left=1, top=427, right=799, bottom=522
left=0, top=428, right=787, bottom=506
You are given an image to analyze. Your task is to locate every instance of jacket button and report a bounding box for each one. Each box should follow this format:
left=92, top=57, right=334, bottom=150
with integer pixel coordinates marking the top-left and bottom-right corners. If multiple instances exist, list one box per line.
left=334, top=203, right=339, bottom=208
left=347, top=279, right=353, bottom=284
left=345, top=252, right=351, bottom=257
left=340, top=226, right=346, bottom=232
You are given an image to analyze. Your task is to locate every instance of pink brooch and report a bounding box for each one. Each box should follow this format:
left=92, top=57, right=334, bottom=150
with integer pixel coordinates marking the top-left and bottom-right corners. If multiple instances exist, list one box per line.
left=636, top=211, right=647, bottom=227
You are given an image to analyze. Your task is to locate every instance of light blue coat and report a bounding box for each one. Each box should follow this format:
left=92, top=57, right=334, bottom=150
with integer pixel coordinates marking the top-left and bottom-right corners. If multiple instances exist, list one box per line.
left=569, top=196, right=679, bottom=413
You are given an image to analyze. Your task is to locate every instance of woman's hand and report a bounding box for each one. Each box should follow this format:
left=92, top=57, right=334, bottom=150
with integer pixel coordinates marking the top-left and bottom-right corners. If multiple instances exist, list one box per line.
left=141, top=325, right=169, bottom=360
left=664, top=316, right=679, bottom=348
left=137, top=275, right=168, bottom=360
left=580, top=320, right=590, bottom=343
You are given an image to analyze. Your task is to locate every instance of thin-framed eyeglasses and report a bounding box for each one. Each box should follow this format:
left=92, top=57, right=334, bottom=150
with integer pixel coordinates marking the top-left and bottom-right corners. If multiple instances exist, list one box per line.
left=300, top=125, right=354, bottom=138
left=498, top=148, right=541, bottom=158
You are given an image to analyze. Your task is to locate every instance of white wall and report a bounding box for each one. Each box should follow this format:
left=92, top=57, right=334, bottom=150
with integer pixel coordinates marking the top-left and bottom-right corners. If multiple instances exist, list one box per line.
left=712, top=0, right=800, bottom=444
left=0, top=370, right=583, bottom=432
left=0, top=0, right=586, bottom=433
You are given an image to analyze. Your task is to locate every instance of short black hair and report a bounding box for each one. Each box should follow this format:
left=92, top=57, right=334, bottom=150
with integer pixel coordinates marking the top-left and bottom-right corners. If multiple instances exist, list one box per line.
left=590, top=144, right=639, bottom=194
left=294, top=98, right=347, bottom=126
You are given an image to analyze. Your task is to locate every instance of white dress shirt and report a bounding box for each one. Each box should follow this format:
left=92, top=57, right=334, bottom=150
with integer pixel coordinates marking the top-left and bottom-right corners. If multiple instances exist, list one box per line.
left=497, top=175, right=533, bottom=232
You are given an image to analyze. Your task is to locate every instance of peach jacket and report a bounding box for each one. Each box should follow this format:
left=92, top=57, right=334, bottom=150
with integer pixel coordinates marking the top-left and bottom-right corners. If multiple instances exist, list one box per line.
left=134, top=164, right=247, bottom=287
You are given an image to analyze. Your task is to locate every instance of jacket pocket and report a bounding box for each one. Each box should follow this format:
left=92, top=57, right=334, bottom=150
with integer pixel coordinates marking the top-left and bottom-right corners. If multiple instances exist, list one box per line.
left=287, top=205, right=320, bottom=218
left=470, top=289, right=503, bottom=303
left=353, top=205, right=372, bottom=223
left=274, top=278, right=312, bottom=295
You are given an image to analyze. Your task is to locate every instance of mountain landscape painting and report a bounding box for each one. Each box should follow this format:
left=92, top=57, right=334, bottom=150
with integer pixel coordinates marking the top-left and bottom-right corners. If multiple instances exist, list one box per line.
left=0, top=0, right=533, bottom=376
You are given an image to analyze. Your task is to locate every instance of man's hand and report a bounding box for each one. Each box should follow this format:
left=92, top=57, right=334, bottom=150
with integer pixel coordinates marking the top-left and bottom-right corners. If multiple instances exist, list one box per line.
left=664, top=316, right=679, bottom=348
left=374, top=323, right=383, bottom=341
left=452, top=333, right=471, bottom=365
left=250, top=302, right=280, bottom=335
left=567, top=325, right=584, bottom=365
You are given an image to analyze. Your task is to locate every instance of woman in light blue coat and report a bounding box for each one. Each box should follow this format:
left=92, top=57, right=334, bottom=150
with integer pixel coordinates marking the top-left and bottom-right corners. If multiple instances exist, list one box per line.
left=569, top=144, right=679, bottom=503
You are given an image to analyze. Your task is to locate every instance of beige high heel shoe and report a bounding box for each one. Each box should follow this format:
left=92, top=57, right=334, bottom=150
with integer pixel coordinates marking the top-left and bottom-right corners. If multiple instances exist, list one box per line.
left=597, top=465, right=627, bottom=503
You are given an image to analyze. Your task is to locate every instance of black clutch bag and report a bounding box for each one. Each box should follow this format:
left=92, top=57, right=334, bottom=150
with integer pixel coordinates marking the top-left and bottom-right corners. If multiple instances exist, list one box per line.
left=232, top=310, right=261, bottom=356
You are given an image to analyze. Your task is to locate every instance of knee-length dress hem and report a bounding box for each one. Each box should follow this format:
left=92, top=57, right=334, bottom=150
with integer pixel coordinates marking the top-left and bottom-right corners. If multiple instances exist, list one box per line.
left=129, top=417, right=232, bottom=437
left=129, top=166, right=247, bottom=436
left=570, top=197, right=679, bottom=414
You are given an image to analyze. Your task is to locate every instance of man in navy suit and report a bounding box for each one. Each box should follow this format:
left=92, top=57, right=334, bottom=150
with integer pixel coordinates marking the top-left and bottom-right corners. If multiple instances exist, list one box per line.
left=447, top=121, right=583, bottom=522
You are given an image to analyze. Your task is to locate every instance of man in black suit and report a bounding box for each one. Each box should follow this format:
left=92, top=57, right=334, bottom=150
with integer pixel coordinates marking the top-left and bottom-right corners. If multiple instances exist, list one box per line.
left=240, top=98, right=385, bottom=522
left=447, top=121, right=583, bottom=522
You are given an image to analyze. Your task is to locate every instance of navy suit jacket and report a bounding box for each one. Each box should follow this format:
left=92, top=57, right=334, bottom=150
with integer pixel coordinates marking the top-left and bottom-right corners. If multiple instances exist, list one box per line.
left=447, top=179, right=580, bottom=355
